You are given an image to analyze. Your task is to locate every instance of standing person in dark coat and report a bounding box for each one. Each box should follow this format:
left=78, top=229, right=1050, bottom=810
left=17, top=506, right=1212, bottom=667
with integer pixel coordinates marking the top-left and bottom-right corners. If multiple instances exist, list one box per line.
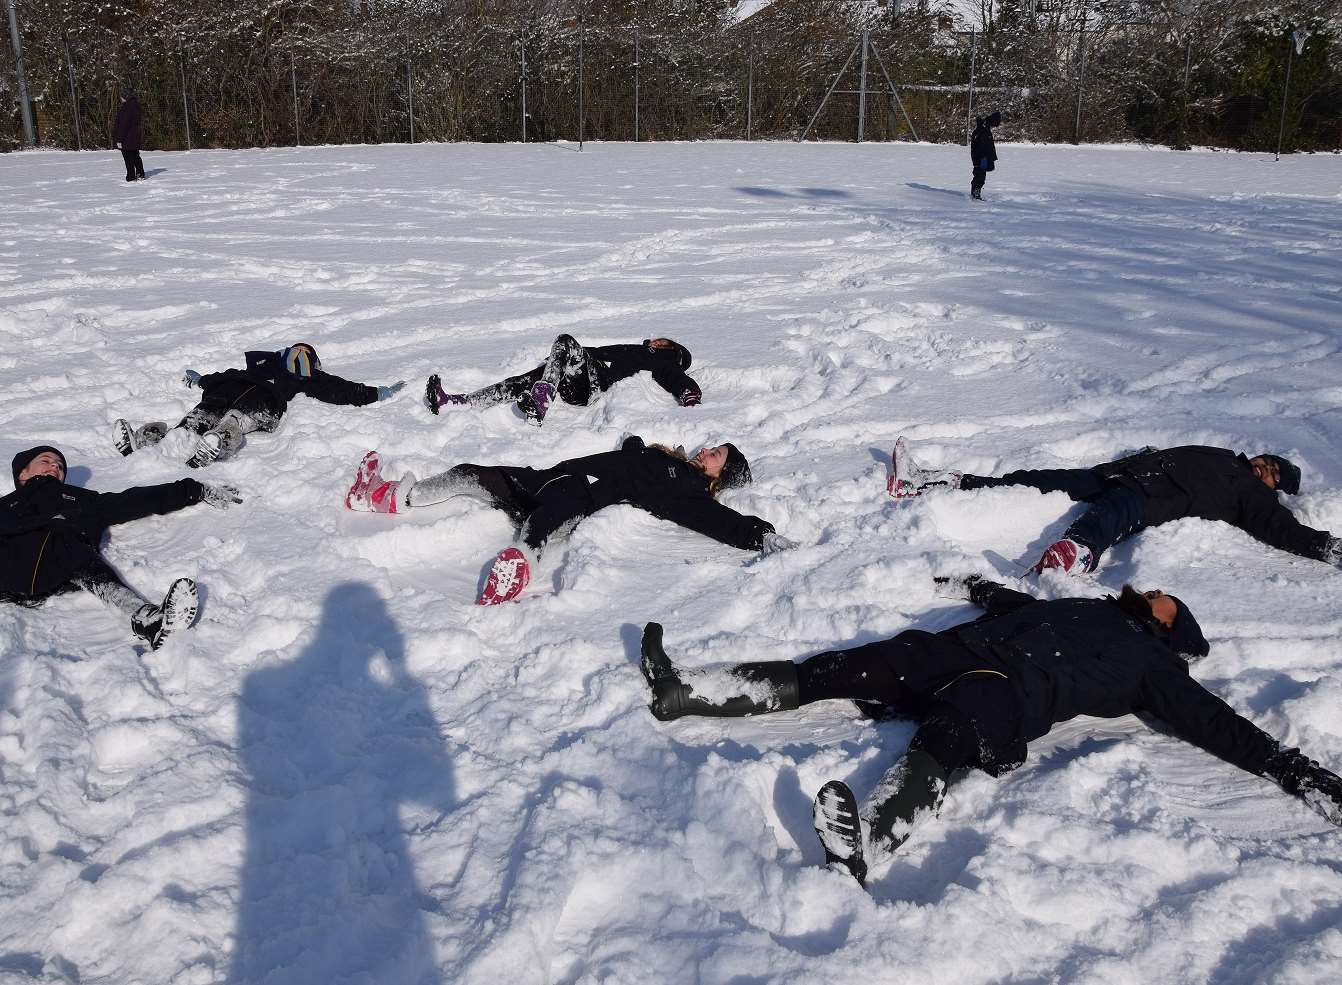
left=1, top=446, right=241, bottom=648
left=425, top=335, right=701, bottom=425
left=112, top=343, right=406, bottom=468
left=970, top=111, right=1000, bottom=201
left=344, top=436, right=794, bottom=604
left=890, top=437, right=1339, bottom=574
left=640, top=576, right=1342, bottom=887
left=112, top=85, right=146, bottom=182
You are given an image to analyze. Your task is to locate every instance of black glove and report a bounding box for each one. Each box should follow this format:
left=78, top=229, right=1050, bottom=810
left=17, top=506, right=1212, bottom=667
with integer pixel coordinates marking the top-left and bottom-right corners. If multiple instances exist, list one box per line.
left=933, top=574, right=985, bottom=601
left=1264, top=747, right=1342, bottom=826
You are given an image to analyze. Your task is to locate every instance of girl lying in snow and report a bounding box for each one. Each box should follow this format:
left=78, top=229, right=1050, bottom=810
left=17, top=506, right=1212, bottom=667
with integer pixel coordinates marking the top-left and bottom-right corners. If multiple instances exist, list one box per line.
left=344, top=436, right=795, bottom=604
left=424, top=334, right=701, bottom=425
left=890, top=437, right=1341, bottom=576
left=640, top=576, right=1342, bottom=887
left=0, top=445, right=240, bottom=648
left=113, top=343, right=406, bottom=468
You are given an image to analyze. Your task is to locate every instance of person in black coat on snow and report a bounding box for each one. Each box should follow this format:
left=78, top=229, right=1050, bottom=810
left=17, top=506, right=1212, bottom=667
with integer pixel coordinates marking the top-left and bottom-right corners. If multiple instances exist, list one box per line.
left=890, top=437, right=1340, bottom=575
left=112, top=343, right=406, bottom=468
left=640, top=575, right=1342, bottom=886
left=113, top=85, right=146, bottom=182
left=344, top=436, right=795, bottom=604
left=970, top=111, right=1000, bottom=201
left=1, top=446, right=241, bottom=648
left=425, top=335, right=701, bottom=426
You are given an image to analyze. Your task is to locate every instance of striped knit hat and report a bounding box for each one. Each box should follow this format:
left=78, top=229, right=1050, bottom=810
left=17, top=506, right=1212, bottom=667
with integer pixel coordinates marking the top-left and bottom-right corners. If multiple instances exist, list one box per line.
left=282, top=343, right=321, bottom=378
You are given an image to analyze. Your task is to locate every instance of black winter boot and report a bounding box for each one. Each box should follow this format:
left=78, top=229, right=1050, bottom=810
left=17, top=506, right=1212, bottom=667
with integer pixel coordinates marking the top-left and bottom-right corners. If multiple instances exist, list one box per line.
left=640, top=622, right=800, bottom=721
left=814, top=780, right=867, bottom=886
left=863, top=749, right=948, bottom=856
left=130, top=578, right=199, bottom=649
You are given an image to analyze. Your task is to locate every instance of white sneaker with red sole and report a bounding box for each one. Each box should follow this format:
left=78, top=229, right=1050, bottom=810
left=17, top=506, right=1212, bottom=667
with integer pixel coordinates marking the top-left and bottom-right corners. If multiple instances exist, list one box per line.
left=345, top=450, right=410, bottom=514
left=477, top=546, right=532, bottom=605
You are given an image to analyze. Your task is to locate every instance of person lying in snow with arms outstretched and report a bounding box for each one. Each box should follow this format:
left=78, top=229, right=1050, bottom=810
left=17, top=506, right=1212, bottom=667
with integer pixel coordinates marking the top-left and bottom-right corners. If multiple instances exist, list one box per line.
left=345, top=436, right=794, bottom=604
left=424, top=334, right=701, bottom=425
left=640, top=575, right=1342, bottom=887
left=113, top=342, right=406, bottom=468
left=890, top=437, right=1340, bottom=575
left=0, top=445, right=240, bottom=648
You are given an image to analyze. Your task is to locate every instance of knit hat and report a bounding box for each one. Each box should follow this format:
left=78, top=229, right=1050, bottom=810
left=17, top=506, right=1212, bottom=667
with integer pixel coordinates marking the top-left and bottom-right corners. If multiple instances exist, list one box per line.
left=282, top=343, right=321, bottom=378
left=12, top=445, right=67, bottom=486
left=1165, top=595, right=1210, bottom=659
left=1264, top=454, right=1301, bottom=495
left=985, top=111, right=1001, bottom=127
left=719, top=443, right=752, bottom=490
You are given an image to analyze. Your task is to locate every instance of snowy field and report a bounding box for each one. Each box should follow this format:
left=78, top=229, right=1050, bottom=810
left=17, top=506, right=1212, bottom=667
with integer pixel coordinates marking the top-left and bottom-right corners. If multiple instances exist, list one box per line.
left=2, top=139, right=1342, bottom=985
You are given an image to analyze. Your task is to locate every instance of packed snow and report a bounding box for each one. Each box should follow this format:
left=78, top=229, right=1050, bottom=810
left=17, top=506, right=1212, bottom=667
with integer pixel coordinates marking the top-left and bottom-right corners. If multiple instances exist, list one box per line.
left=2, top=139, right=1341, bottom=984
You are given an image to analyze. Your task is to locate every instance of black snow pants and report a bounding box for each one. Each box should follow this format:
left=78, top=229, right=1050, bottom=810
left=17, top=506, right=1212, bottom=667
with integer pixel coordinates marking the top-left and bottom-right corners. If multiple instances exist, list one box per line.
left=121, top=148, right=146, bottom=181
left=0, top=554, right=147, bottom=617
left=960, top=468, right=1146, bottom=565
left=971, top=166, right=988, bottom=198
left=464, top=335, right=603, bottom=410
left=408, top=462, right=595, bottom=554
left=797, top=631, right=1026, bottom=776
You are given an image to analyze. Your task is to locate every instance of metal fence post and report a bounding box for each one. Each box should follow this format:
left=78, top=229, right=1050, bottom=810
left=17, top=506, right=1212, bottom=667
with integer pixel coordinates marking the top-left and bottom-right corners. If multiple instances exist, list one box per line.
left=407, top=35, right=415, bottom=143
left=180, top=42, right=192, bottom=150
left=966, top=28, right=977, bottom=142
left=63, top=26, right=82, bottom=150
left=291, top=51, right=300, bottom=146
left=1073, top=12, right=1087, bottom=144
left=746, top=35, right=753, bottom=140
left=4, top=0, right=35, bottom=146
left=857, top=29, right=869, bottom=142
left=578, top=13, right=584, bottom=150
left=520, top=37, right=527, bottom=143
left=634, top=25, right=640, bottom=142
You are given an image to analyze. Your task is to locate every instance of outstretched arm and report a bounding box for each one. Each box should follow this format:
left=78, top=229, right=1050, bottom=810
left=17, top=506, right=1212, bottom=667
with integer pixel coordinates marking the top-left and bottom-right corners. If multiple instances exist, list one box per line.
left=647, top=496, right=775, bottom=552
left=1139, top=663, right=1342, bottom=825
left=91, top=479, right=206, bottom=528
left=302, top=371, right=380, bottom=407
left=1238, top=495, right=1332, bottom=561
left=936, top=575, right=1035, bottom=616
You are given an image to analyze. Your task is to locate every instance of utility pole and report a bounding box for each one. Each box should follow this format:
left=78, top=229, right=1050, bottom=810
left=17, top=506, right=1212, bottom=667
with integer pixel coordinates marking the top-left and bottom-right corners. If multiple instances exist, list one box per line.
left=4, top=0, right=35, bottom=147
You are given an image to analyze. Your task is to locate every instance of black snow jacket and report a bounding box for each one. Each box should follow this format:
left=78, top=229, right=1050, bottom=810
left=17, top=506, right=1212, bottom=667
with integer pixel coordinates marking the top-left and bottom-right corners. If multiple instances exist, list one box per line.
left=198, top=350, right=379, bottom=417
left=0, top=475, right=203, bottom=598
left=946, top=581, right=1280, bottom=776
left=1092, top=445, right=1330, bottom=560
left=970, top=113, right=999, bottom=170
left=506, top=436, right=773, bottom=551
left=113, top=97, right=143, bottom=151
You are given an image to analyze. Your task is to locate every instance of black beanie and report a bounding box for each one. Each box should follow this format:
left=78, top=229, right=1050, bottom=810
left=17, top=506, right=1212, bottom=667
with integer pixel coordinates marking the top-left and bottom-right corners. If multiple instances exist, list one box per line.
left=986, top=111, right=1002, bottom=127
left=720, top=443, right=752, bottom=490
left=1265, top=455, right=1301, bottom=495
left=12, top=445, right=67, bottom=486
left=1165, top=595, right=1210, bottom=659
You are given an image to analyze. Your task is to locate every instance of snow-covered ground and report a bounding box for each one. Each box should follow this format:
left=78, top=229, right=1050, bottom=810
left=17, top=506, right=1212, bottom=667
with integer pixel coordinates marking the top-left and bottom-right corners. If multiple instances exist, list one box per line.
left=2, top=140, right=1341, bottom=984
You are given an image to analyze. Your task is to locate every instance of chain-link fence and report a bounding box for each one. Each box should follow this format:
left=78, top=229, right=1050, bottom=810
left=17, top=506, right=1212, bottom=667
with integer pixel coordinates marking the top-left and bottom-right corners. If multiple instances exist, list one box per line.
left=4, top=1, right=1339, bottom=154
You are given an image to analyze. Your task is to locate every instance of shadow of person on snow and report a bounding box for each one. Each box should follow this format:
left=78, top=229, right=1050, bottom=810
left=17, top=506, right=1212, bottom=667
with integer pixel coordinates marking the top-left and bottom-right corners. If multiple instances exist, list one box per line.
left=229, top=582, right=454, bottom=985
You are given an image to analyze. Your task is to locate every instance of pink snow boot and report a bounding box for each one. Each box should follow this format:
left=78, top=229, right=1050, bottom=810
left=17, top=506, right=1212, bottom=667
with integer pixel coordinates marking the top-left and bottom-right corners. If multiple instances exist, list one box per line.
left=1034, top=538, right=1095, bottom=575
left=477, top=546, right=532, bottom=605
left=345, top=450, right=407, bottom=514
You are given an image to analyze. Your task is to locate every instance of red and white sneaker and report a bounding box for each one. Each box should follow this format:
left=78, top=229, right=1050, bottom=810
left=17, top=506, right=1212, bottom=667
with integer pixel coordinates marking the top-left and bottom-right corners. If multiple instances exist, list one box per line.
left=888, top=436, right=963, bottom=498
left=346, top=451, right=405, bottom=514
left=1034, top=538, right=1094, bottom=575
left=477, top=546, right=532, bottom=605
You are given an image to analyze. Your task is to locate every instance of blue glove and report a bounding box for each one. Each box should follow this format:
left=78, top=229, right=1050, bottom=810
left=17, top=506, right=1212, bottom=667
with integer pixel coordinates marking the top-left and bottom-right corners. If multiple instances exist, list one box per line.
left=979, top=158, right=989, bottom=168
left=377, top=381, right=407, bottom=401
left=183, top=369, right=202, bottom=388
